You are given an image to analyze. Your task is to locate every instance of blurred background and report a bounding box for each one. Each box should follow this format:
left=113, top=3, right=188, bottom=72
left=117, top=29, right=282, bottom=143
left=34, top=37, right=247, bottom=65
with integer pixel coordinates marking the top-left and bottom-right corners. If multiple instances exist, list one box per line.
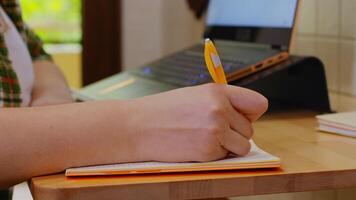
left=20, top=0, right=356, bottom=95
left=20, top=0, right=82, bottom=88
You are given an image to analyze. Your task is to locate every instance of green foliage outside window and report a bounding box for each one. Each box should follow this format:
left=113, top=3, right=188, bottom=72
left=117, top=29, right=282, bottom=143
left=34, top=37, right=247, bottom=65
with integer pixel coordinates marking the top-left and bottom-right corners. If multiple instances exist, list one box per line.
left=20, top=0, right=81, bottom=44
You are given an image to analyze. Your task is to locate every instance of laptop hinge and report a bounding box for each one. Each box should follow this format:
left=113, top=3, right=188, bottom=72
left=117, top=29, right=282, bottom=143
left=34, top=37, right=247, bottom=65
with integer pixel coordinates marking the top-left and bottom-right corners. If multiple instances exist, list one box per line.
left=271, top=45, right=288, bottom=51
left=271, top=45, right=282, bottom=50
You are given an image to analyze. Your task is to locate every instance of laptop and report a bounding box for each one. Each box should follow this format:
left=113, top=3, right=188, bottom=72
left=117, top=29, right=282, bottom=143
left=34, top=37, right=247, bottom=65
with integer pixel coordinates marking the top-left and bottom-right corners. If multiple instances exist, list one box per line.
left=77, top=0, right=300, bottom=100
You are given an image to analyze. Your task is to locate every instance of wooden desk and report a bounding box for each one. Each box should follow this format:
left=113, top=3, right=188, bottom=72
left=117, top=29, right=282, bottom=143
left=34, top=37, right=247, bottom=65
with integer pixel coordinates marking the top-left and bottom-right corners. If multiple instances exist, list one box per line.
left=31, top=94, right=356, bottom=200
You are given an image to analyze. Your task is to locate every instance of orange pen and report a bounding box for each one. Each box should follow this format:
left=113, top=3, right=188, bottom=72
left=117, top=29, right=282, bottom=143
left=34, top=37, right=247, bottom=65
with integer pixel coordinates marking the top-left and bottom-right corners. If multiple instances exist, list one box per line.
left=204, top=38, right=227, bottom=84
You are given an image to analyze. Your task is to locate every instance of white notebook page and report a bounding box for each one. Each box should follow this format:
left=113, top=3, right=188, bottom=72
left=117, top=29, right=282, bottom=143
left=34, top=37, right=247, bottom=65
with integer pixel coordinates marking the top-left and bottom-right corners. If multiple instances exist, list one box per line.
left=66, top=141, right=280, bottom=176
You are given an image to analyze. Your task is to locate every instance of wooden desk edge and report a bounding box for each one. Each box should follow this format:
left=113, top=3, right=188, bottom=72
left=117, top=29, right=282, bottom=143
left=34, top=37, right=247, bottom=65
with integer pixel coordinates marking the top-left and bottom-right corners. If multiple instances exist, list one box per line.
left=31, top=169, right=356, bottom=200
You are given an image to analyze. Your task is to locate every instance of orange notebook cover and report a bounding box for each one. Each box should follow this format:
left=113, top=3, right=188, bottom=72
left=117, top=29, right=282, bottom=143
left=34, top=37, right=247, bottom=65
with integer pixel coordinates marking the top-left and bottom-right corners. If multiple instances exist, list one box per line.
left=66, top=141, right=280, bottom=177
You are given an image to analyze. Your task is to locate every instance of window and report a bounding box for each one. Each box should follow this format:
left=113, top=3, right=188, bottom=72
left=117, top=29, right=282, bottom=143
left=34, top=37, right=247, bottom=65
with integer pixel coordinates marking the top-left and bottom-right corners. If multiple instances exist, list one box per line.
left=20, top=0, right=81, bottom=44
left=20, top=0, right=83, bottom=89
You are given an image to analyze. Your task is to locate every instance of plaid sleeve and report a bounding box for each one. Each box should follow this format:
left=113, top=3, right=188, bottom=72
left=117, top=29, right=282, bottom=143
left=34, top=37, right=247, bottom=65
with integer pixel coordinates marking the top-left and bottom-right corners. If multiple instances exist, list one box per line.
left=22, top=25, right=53, bottom=62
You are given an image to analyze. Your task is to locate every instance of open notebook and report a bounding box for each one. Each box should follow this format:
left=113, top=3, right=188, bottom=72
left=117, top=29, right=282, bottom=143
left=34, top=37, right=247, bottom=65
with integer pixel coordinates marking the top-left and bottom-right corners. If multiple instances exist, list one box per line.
left=316, top=112, right=356, bottom=137
left=66, top=141, right=280, bottom=177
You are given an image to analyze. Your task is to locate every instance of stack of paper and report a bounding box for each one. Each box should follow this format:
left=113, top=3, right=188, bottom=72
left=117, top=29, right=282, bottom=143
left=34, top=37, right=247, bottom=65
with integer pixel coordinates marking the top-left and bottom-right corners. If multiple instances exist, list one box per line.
left=316, top=112, right=356, bottom=137
left=66, top=141, right=280, bottom=177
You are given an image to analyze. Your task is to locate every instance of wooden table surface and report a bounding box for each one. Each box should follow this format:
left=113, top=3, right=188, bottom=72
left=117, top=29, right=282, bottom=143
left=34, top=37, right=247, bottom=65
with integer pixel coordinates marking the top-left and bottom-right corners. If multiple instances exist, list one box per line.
left=31, top=94, right=356, bottom=200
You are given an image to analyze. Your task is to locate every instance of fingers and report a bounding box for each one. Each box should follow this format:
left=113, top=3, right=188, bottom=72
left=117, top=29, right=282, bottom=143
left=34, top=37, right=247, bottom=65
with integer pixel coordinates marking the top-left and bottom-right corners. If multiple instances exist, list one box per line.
left=226, top=106, right=253, bottom=139
left=219, top=129, right=251, bottom=156
left=226, top=85, right=269, bottom=122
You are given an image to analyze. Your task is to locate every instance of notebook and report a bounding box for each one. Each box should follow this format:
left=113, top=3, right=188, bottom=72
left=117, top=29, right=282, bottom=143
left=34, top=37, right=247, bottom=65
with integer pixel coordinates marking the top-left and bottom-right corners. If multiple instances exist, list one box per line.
left=316, top=112, right=356, bottom=137
left=66, top=141, right=280, bottom=177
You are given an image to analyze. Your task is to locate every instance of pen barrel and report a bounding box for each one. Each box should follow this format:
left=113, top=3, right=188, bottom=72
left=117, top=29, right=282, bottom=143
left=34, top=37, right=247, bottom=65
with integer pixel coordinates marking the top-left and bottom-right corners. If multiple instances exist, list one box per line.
left=216, top=67, right=227, bottom=84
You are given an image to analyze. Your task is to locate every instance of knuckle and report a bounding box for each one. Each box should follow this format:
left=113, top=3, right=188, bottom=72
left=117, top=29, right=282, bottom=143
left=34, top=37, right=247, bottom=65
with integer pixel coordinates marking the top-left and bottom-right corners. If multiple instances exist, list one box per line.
left=208, top=104, right=224, bottom=119
left=244, top=125, right=254, bottom=139
left=239, top=141, right=252, bottom=156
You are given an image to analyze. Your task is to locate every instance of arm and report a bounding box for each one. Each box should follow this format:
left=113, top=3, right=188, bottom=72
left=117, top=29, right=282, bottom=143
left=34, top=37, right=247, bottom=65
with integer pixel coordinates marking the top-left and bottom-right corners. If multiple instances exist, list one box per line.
left=20, top=22, right=73, bottom=106
left=30, top=60, right=74, bottom=106
left=0, top=84, right=268, bottom=188
left=0, top=100, right=135, bottom=188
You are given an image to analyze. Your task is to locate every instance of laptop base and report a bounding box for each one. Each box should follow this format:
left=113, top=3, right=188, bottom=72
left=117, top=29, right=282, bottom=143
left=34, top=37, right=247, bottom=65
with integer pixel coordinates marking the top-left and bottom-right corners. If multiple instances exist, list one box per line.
left=77, top=55, right=331, bottom=113
left=234, top=56, right=331, bottom=113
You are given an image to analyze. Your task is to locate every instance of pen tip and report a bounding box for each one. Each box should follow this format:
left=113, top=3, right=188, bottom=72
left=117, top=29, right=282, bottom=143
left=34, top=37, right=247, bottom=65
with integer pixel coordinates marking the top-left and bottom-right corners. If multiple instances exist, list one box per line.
left=205, top=38, right=211, bottom=43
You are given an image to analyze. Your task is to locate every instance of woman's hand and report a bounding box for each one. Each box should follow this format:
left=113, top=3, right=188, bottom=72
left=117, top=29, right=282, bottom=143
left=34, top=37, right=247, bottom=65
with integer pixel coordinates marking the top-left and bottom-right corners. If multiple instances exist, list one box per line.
left=127, top=84, right=268, bottom=162
left=0, top=83, right=267, bottom=187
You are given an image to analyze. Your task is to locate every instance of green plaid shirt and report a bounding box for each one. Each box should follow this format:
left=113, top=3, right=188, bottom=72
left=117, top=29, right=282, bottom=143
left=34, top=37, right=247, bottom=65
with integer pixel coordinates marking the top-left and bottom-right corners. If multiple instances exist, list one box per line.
left=0, top=0, right=51, bottom=107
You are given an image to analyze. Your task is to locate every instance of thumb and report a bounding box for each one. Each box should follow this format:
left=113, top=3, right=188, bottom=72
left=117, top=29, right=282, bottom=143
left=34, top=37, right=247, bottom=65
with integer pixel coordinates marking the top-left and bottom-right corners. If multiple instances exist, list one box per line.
left=226, top=85, right=269, bottom=122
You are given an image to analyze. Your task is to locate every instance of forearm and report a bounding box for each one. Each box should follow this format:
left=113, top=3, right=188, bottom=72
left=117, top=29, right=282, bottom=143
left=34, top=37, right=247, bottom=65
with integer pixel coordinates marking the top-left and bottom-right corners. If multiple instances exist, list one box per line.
left=31, top=60, right=74, bottom=106
left=0, top=100, right=139, bottom=188
left=0, top=84, right=268, bottom=188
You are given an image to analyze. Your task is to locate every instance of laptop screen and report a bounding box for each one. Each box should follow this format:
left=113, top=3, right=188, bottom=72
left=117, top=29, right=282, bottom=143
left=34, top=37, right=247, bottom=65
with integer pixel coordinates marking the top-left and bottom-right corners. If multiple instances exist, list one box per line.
left=204, top=0, right=299, bottom=50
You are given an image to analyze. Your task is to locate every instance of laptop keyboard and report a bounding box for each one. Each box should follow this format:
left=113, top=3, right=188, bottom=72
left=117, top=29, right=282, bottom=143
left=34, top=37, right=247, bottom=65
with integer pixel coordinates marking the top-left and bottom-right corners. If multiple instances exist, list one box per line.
left=133, top=50, right=249, bottom=87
